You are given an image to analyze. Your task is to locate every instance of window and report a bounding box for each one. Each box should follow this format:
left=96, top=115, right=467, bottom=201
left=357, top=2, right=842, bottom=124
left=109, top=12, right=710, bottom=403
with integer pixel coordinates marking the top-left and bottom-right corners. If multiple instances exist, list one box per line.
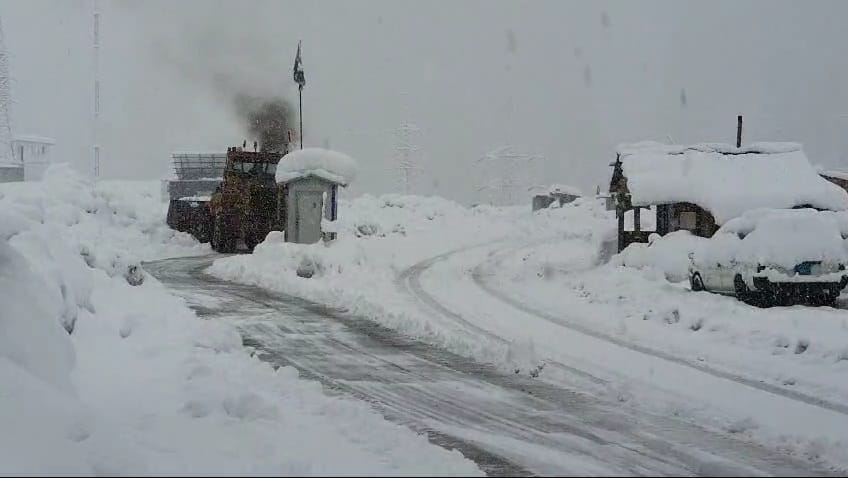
left=679, top=211, right=697, bottom=231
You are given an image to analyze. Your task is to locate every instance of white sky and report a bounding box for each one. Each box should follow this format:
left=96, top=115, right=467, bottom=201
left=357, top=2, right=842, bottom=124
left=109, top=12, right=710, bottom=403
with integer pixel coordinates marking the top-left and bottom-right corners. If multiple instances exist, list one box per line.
left=3, top=0, right=848, bottom=204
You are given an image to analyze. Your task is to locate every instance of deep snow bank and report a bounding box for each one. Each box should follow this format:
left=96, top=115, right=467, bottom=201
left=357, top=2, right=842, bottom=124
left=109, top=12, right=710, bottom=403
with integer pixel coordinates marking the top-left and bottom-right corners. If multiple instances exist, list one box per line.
left=0, top=166, right=480, bottom=476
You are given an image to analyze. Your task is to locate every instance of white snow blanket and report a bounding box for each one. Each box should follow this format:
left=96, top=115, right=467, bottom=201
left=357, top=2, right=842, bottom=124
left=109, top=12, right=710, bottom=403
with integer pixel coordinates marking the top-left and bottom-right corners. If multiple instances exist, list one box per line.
left=617, top=141, right=848, bottom=224
left=277, top=148, right=357, bottom=185
left=212, top=193, right=848, bottom=468
left=0, top=165, right=480, bottom=476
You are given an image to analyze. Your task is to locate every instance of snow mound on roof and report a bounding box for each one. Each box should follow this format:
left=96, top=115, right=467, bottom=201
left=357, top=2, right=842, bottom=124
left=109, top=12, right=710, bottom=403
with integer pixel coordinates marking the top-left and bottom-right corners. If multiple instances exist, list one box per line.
left=619, top=143, right=848, bottom=224
left=277, top=148, right=357, bottom=185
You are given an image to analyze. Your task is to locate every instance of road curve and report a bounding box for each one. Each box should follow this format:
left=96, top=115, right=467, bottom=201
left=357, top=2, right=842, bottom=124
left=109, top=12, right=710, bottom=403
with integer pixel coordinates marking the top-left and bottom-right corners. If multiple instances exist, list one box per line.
left=146, top=254, right=832, bottom=477
left=471, top=244, right=848, bottom=417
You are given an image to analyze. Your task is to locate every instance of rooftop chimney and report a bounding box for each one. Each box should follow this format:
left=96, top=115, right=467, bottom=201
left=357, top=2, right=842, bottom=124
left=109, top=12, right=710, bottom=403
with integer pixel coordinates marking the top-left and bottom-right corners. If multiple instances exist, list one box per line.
left=736, top=115, right=743, bottom=148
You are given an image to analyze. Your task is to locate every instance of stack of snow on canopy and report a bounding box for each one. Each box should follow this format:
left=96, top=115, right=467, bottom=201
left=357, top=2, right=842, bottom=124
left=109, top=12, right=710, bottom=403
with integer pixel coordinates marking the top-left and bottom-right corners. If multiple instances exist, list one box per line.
left=276, top=147, right=357, bottom=186
left=616, top=141, right=848, bottom=224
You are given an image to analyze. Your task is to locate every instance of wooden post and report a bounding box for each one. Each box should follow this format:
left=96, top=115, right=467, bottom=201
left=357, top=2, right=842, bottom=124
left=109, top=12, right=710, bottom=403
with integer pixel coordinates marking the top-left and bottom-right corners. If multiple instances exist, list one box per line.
left=736, top=115, right=743, bottom=148
left=634, top=207, right=641, bottom=232
left=617, top=207, right=625, bottom=252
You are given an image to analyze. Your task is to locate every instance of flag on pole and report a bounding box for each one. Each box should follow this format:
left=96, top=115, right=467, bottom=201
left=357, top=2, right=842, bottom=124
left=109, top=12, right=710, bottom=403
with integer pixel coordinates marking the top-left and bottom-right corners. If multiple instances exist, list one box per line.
left=293, top=41, right=305, bottom=90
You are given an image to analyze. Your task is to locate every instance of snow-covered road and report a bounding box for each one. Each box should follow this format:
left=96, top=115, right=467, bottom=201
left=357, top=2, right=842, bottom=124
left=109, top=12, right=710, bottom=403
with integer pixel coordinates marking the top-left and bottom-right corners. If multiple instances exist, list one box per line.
left=146, top=254, right=829, bottom=477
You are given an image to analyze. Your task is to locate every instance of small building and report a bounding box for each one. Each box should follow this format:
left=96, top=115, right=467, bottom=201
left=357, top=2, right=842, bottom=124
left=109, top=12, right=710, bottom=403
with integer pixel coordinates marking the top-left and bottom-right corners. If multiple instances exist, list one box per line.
left=275, top=148, right=357, bottom=244
left=530, top=184, right=581, bottom=211
left=609, top=141, right=848, bottom=252
left=0, top=163, right=24, bottom=183
left=12, top=135, right=55, bottom=181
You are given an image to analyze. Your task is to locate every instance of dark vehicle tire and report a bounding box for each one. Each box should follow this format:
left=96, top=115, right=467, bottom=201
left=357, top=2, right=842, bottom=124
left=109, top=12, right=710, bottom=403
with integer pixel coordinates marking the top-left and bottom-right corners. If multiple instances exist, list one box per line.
left=193, top=214, right=213, bottom=244
left=690, top=272, right=706, bottom=292
left=810, top=289, right=839, bottom=307
left=213, top=215, right=237, bottom=253
left=733, top=274, right=777, bottom=308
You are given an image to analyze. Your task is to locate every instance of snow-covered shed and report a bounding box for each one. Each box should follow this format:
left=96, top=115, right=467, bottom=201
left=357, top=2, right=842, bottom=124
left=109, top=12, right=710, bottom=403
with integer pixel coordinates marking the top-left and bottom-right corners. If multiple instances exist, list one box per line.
left=529, top=184, right=581, bottom=211
left=275, top=148, right=357, bottom=244
left=609, top=141, right=848, bottom=252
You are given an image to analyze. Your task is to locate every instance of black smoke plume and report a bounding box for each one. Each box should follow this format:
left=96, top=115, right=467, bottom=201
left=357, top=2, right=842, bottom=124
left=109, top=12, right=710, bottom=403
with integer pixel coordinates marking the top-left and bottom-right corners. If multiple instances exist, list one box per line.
left=234, top=94, right=295, bottom=153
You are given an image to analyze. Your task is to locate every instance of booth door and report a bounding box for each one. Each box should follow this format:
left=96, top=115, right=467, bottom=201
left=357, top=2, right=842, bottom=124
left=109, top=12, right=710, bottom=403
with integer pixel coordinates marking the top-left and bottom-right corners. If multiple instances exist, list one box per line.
left=295, top=190, right=323, bottom=244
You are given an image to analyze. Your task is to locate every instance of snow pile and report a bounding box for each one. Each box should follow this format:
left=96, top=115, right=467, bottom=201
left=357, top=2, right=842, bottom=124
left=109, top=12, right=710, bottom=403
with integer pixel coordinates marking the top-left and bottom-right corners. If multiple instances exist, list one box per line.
left=615, top=230, right=709, bottom=282
left=618, top=142, right=848, bottom=223
left=277, top=147, right=357, bottom=185
left=0, top=165, right=481, bottom=475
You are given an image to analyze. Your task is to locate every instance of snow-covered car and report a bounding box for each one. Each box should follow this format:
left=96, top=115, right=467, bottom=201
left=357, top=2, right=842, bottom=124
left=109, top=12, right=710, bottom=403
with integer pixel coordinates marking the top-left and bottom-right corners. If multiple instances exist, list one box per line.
left=688, top=208, right=848, bottom=306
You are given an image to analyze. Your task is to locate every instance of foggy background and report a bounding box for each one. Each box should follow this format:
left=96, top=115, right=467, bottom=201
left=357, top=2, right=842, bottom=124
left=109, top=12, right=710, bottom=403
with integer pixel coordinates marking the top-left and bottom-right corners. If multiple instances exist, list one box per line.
left=3, top=0, right=848, bottom=205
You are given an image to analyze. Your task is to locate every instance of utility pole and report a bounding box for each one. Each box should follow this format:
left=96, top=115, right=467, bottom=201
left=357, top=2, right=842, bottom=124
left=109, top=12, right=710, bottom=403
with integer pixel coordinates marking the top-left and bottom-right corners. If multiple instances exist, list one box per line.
left=736, top=115, right=743, bottom=148
left=293, top=41, right=305, bottom=150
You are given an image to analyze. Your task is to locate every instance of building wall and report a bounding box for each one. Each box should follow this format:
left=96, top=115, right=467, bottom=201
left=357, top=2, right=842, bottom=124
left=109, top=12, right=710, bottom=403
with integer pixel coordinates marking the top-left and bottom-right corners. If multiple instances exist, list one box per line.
left=0, top=165, right=24, bottom=183
left=12, top=141, right=54, bottom=181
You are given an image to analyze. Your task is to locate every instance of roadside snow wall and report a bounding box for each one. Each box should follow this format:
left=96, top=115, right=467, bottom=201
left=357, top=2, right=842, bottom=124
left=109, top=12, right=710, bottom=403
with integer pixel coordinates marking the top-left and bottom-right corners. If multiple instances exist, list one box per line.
left=0, top=165, right=481, bottom=476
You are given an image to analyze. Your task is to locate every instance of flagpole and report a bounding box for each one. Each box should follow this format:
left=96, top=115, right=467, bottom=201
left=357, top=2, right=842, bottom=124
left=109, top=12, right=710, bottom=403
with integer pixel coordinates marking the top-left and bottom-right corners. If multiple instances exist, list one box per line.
left=299, top=85, right=303, bottom=150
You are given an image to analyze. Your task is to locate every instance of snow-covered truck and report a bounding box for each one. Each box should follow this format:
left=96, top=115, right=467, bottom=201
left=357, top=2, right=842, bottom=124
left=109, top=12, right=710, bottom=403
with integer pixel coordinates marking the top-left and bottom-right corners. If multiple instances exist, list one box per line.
left=164, top=146, right=285, bottom=252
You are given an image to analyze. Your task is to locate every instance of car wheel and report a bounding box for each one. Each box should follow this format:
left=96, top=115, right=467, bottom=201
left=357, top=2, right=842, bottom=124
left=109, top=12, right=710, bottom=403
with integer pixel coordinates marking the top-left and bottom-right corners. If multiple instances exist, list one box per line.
left=690, top=272, right=706, bottom=292
left=734, top=274, right=755, bottom=304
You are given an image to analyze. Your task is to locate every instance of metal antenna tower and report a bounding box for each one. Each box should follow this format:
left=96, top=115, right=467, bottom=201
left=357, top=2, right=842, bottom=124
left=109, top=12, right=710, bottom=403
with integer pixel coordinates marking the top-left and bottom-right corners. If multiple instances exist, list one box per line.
left=92, top=0, right=101, bottom=178
left=0, top=16, right=14, bottom=164
left=393, top=120, right=423, bottom=195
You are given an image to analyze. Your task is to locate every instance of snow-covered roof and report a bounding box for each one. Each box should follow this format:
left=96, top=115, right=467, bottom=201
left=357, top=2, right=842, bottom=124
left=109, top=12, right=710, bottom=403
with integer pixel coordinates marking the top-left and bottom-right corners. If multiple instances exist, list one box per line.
left=617, top=141, right=848, bottom=224
left=617, top=141, right=802, bottom=156
left=529, top=184, right=582, bottom=197
left=12, top=134, right=55, bottom=145
left=820, top=170, right=848, bottom=181
left=276, top=148, right=357, bottom=186
left=170, top=151, right=228, bottom=157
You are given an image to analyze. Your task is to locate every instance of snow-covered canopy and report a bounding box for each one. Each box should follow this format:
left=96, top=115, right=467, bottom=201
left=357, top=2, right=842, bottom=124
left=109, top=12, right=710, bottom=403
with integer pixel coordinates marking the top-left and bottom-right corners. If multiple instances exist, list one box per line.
left=529, top=184, right=582, bottom=197
left=617, top=141, right=848, bottom=224
left=12, top=134, right=56, bottom=145
left=277, top=148, right=357, bottom=186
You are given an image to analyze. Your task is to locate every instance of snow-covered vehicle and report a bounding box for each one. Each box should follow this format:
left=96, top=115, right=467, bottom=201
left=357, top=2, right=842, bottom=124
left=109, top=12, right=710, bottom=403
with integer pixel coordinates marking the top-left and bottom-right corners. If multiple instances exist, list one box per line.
left=688, top=208, right=848, bottom=306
